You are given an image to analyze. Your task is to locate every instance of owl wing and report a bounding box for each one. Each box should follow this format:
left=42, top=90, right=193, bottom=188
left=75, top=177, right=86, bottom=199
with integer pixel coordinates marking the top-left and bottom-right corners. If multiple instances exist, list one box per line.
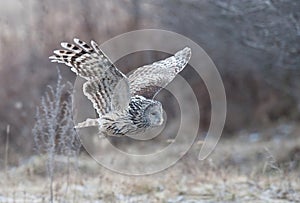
left=49, top=38, right=122, bottom=80
left=128, top=47, right=191, bottom=98
left=49, top=39, right=130, bottom=116
left=83, top=67, right=130, bottom=116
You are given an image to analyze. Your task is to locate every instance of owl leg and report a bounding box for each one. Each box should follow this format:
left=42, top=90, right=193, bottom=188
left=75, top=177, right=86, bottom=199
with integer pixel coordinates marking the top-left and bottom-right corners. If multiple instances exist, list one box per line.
left=75, top=118, right=99, bottom=128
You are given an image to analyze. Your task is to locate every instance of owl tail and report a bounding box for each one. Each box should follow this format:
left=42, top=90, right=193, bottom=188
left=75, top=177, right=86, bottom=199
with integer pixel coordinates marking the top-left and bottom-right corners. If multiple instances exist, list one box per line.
left=75, top=118, right=99, bottom=128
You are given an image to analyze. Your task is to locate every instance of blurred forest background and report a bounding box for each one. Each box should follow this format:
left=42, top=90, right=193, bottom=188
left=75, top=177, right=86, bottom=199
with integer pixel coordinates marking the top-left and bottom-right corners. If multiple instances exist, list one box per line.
left=1, top=0, right=299, bottom=157
left=0, top=0, right=300, bottom=202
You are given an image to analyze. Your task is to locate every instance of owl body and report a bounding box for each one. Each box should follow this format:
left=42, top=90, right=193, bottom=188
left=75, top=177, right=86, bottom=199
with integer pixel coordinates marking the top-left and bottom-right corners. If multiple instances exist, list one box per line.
left=100, top=96, right=163, bottom=136
left=49, top=38, right=191, bottom=137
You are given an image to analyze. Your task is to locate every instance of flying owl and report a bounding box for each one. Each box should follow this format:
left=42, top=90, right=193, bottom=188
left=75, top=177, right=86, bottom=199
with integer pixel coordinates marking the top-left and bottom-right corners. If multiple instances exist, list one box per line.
left=49, top=38, right=191, bottom=137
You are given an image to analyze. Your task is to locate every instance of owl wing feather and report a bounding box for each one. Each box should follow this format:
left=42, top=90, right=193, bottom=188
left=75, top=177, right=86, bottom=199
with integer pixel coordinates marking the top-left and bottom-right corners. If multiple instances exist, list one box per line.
left=83, top=67, right=130, bottom=116
left=49, top=39, right=130, bottom=116
left=128, top=47, right=191, bottom=98
left=49, top=38, right=123, bottom=80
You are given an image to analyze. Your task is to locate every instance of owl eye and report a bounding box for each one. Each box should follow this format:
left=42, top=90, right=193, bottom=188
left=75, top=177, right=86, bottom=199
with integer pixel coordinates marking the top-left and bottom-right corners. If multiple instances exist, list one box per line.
left=150, top=112, right=156, bottom=115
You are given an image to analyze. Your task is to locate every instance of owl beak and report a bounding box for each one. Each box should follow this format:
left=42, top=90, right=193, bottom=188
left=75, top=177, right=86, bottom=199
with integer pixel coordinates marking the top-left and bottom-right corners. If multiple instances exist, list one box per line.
left=158, top=117, right=164, bottom=126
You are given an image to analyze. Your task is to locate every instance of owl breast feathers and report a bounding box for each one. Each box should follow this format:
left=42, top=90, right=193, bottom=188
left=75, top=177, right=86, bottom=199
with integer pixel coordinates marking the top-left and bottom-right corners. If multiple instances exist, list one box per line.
left=49, top=38, right=191, bottom=137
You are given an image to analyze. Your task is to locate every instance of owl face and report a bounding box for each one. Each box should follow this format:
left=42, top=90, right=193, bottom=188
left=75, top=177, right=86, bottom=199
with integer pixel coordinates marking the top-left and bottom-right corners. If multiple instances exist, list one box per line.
left=144, top=101, right=163, bottom=127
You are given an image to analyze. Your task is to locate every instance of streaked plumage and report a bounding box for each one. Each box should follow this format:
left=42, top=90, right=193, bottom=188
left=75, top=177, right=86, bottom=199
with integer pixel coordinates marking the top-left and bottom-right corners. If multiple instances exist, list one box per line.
left=49, top=38, right=191, bottom=137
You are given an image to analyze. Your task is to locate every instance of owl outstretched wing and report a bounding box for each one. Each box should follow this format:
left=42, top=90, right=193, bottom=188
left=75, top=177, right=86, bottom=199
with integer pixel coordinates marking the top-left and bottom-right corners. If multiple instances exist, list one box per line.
left=128, top=47, right=191, bottom=99
left=49, top=39, right=130, bottom=116
left=49, top=38, right=123, bottom=80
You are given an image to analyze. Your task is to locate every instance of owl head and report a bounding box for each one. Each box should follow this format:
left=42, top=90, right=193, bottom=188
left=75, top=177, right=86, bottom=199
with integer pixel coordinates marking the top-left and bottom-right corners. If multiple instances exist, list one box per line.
left=144, top=101, right=164, bottom=127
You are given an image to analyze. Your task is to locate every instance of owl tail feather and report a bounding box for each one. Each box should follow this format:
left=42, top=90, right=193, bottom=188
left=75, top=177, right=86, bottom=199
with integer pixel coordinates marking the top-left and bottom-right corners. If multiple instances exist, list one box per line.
left=75, top=118, right=99, bottom=128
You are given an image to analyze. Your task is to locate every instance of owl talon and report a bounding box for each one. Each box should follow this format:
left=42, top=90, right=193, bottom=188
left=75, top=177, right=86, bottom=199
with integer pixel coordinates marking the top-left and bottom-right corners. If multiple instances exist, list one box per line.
left=97, top=133, right=107, bottom=139
left=50, top=38, right=191, bottom=137
left=75, top=118, right=99, bottom=128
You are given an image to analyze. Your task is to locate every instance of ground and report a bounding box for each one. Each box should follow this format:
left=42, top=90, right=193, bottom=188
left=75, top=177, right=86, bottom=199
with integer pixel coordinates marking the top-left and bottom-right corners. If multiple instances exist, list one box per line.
left=0, top=123, right=299, bottom=203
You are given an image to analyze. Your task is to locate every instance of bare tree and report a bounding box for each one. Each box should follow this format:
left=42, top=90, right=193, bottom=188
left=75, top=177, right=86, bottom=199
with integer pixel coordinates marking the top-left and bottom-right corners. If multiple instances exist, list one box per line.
left=211, top=0, right=300, bottom=69
left=211, top=0, right=300, bottom=107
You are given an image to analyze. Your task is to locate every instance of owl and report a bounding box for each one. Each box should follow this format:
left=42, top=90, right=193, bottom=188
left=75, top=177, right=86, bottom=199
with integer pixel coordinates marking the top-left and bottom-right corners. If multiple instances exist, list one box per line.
left=49, top=38, right=191, bottom=137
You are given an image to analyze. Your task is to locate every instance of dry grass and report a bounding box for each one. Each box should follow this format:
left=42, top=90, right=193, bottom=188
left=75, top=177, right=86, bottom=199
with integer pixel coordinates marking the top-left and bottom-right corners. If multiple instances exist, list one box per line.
left=0, top=125, right=299, bottom=203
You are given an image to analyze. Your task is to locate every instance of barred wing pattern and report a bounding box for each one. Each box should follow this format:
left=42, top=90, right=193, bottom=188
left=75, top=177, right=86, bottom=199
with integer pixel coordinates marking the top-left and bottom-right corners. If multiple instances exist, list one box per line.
left=50, top=38, right=191, bottom=122
left=49, top=39, right=130, bottom=116
left=83, top=67, right=130, bottom=116
left=128, top=47, right=191, bottom=99
left=49, top=38, right=124, bottom=80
